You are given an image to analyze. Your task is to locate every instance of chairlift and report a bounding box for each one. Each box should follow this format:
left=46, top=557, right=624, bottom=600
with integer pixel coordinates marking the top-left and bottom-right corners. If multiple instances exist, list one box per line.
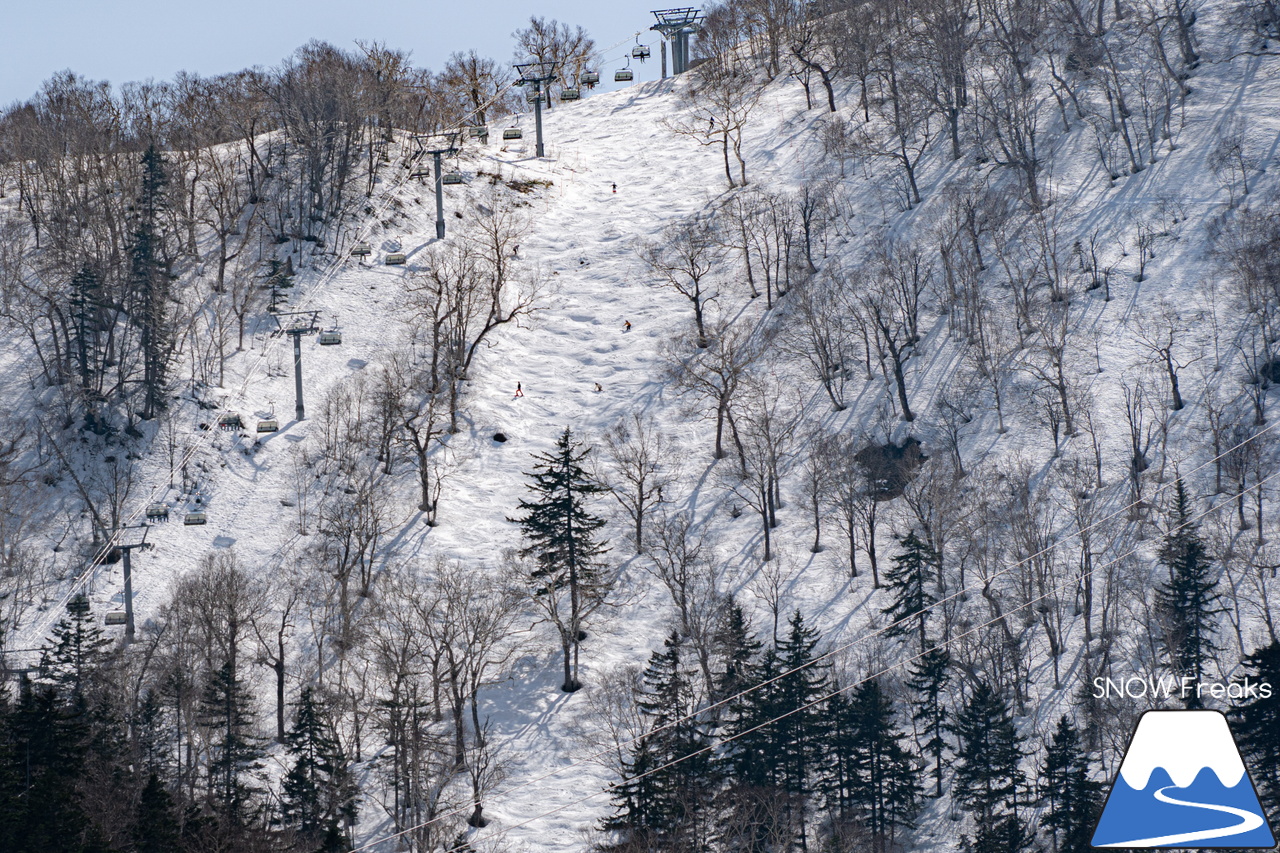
left=184, top=511, right=207, bottom=526
left=468, top=125, right=488, bottom=139
left=104, top=611, right=128, bottom=626
left=560, top=88, right=581, bottom=101
left=217, top=413, right=242, bottom=430
left=146, top=503, right=169, bottom=522
left=615, top=68, right=634, bottom=83
left=351, top=242, right=371, bottom=257
left=442, top=172, right=464, bottom=185
left=525, top=90, right=544, bottom=104
left=581, top=70, right=600, bottom=86
left=410, top=166, right=431, bottom=180
left=318, top=330, right=343, bottom=346
left=385, top=253, right=407, bottom=265
left=503, top=127, right=523, bottom=140
left=632, top=44, right=651, bottom=61
left=256, top=419, right=279, bottom=433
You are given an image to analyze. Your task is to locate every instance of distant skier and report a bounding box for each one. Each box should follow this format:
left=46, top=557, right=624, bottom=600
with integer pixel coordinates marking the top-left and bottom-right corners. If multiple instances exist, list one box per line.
left=514, top=382, right=524, bottom=398
left=623, top=320, right=632, bottom=332
left=513, top=244, right=520, bottom=256
left=612, top=182, right=617, bottom=193
left=594, top=382, right=603, bottom=392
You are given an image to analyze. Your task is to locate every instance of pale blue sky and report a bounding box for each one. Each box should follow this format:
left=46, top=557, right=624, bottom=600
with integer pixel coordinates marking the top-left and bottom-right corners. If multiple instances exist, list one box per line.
left=2, top=0, right=674, bottom=105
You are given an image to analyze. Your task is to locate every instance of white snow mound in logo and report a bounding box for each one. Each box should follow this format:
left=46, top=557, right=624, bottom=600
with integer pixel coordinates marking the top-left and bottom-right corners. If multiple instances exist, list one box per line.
left=1118, top=710, right=1246, bottom=790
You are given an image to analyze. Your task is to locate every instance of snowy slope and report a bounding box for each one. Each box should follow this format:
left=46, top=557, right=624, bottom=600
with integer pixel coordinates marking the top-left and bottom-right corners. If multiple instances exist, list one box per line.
left=9, top=10, right=1280, bottom=850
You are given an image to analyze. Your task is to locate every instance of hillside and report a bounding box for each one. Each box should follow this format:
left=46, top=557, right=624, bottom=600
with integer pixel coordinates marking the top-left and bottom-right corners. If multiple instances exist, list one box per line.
left=3, top=2, right=1280, bottom=851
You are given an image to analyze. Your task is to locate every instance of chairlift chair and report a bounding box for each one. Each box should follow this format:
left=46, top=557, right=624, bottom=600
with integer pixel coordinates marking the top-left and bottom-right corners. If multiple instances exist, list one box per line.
left=351, top=242, right=371, bottom=257
left=146, top=503, right=169, bottom=522
left=385, top=253, right=407, bottom=265
left=632, top=44, right=651, bottom=60
left=581, top=71, right=600, bottom=86
left=318, top=330, right=343, bottom=346
left=410, top=167, right=431, bottom=180
left=560, top=88, right=581, bottom=101
left=442, top=172, right=464, bottom=185
left=104, top=612, right=128, bottom=626
left=468, top=125, right=488, bottom=139
left=217, top=413, right=242, bottom=430
left=503, top=127, right=523, bottom=140
left=256, top=419, right=279, bottom=433
left=525, top=90, right=544, bottom=104
left=615, top=68, right=634, bottom=82
left=184, top=511, right=207, bottom=526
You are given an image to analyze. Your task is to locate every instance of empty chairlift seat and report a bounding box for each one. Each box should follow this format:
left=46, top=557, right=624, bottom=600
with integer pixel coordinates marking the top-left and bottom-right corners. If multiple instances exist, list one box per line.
left=581, top=71, right=600, bottom=86
left=104, top=612, right=128, bottom=626
left=318, top=330, right=342, bottom=346
left=410, top=167, right=431, bottom=180
left=385, top=253, right=407, bottom=265
left=468, top=125, right=488, bottom=139
left=184, top=511, right=207, bottom=526
left=525, top=90, right=543, bottom=104
left=615, top=68, right=634, bottom=82
left=442, top=172, right=464, bottom=185
left=560, top=88, right=581, bottom=101
left=146, top=503, right=169, bottom=522
left=217, top=413, right=242, bottom=430
left=503, top=127, right=523, bottom=140
left=351, top=242, right=371, bottom=257
left=256, top=419, right=279, bottom=433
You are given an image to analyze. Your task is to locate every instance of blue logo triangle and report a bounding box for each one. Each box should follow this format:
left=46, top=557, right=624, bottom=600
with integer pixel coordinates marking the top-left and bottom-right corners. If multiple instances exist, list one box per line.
left=1092, top=710, right=1276, bottom=848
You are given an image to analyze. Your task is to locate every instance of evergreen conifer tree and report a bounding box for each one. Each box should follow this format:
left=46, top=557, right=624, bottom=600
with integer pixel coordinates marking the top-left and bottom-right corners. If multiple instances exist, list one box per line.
left=39, top=593, right=112, bottom=703
left=950, top=682, right=1028, bottom=853
left=906, top=646, right=950, bottom=798
left=1155, top=480, right=1223, bottom=705
left=197, top=660, right=263, bottom=823
left=711, top=600, right=763, bottom=706
left=1039, top=715, right=1103, bottom=853
left=605, top=631, right=716, bottom=850
left=724, top=611, right=829, bottom=852
left=134, top=773, right=183, bottom=853
left=129, top=144, right=175, bottom=420
left=512, top=427, right=611, bottom=691
left=279, top=686, right=358, bottom=850
left=882, top=531, right=939, bottom=655
left=1229, top=640, right=1280, bottom=804
left=827, top=678, right=921, bottom=853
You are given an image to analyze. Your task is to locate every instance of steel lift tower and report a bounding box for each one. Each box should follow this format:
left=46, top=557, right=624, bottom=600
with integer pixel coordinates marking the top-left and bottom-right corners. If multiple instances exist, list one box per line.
left=651, top=8, right=703, bottom=75
left=413, top=131, right=463, bottom=240
left=514, top=61, right=559, bottom=158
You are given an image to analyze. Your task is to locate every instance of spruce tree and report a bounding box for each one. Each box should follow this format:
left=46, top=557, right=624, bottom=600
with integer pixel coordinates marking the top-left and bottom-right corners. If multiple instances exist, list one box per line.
left=39, top=593, right=112, bottom=703
left=129, top=144, right=175, bottom=420
left=1229, top=641, right=1280, bottom=804
left=906, top=646, right=950, bottom=798
left=1039, top=715, right=1103, bottom=853
left=133, top=773, right=183, bottom=853
left=279, top=686, right=358, bottom=850
left=827, top=678, right=921, bottom=853
left=724, top=611, right=829, bottom=852
left=882, top=531, right=939, bottom=655
left=605, top=632, right=716, bottom=850
left=950, top=682, right=1028, bottom=853
left=512, top=427, right=611, bottom=692
left=197, top=660, right=263, bottom=823
left=1155, top=480, right=1223, bottom=704
left=711, top=600, right=763, bottom=706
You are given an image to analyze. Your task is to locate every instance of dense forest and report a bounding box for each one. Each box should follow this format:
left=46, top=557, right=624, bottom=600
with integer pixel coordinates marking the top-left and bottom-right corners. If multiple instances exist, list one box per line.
left=1, top=0, right=1280, bottom=851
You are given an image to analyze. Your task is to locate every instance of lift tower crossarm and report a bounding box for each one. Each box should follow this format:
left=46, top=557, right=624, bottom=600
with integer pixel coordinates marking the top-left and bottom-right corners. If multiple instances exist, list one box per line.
left=650, top=8, right=703, bottom=75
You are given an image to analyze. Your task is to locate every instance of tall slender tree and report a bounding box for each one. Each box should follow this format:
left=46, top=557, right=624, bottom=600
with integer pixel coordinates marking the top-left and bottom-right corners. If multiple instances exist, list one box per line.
left=512, top=427, right=612, bottom=692
left=1155, top=480, right=1223, bottom=704
left=882, top=531, right=939, bottom=655
left=950, top=682, right=1029, bottom=852
left=1039, top=715, right=1103, bottom=853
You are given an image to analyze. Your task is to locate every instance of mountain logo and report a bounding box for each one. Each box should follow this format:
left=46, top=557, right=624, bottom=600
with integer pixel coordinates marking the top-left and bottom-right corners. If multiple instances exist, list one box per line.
left=1091, top=710, right=1275, bottom=848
